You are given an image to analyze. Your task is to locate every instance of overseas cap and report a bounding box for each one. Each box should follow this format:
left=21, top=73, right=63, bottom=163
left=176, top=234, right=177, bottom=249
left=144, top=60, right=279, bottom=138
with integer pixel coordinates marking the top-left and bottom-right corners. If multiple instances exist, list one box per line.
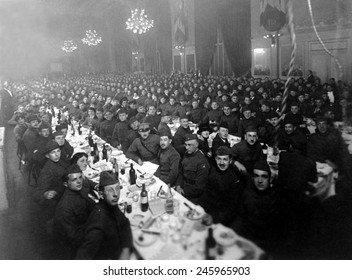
left=99, top=171, right=118, bottom=190
left=42, top=140, right=60, bottom=154
left=184, top=134, right=197, bottom=142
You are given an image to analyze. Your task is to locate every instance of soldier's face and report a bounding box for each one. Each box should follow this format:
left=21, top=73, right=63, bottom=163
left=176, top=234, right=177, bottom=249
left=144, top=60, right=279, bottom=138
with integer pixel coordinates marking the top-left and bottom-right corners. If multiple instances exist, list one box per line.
left=119, top=113, right=128, bottom=122
left=317, top=121, right=327, bottom=134
left=180, top=118, right=189, bottom=129
left=104, top=112, right=113, bottom=120
left=54, top=135, right=65, bottom=146
left=101, top=183, right=121, bottom=207
left=160, top=136, right=172, bottom=150
left=253, top=169, right=270, bottom=191
left=245, top=132, right=258, bottom=145
left=284, top=124, right=295, bottom=135
left=216, top=155, right=230, bottom=171
left=185, top=139, right=198, bottom=154
left=46, top=148, right=61, bottom=162
left=218, top=127, right=229, bottom=139
left=130, top=120, right=139, bottom=130
left=30, top=120, right=39, bottom=128
left=66, top=172, right=83, bottom=192
left=40, top=128, right=50, bottom=138
left=139, top=130, right=150, bottom=140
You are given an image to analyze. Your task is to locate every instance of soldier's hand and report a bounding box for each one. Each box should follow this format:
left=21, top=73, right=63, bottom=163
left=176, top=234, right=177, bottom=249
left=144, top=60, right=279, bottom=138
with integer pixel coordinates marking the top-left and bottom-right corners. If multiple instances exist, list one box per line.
left=234, top=161, right=247, bottom=174
left=137, top=159, right=143, bottom=165
left=44, top=191, right=57, bottom=200
left=175, top=185, right=184, bottom=195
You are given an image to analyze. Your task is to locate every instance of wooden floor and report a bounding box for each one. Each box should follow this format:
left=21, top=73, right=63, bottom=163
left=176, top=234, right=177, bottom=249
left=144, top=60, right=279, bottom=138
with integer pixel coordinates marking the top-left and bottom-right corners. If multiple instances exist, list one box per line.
left=0, top=126, right=57, bottom=260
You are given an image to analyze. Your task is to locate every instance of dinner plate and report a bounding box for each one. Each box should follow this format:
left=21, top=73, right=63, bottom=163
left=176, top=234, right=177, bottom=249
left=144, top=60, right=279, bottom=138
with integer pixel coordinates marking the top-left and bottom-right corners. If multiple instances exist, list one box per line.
left=134, top=230, right=158, bottom=247
left=235, top=239, right=256, bottom=260
left=213, top=224, right=237, bottom=247
left=185, top=210, right=203, bottom=220
left=130, top=214, right=145, bottom=227
left=85, top=170, right=100, bottom=180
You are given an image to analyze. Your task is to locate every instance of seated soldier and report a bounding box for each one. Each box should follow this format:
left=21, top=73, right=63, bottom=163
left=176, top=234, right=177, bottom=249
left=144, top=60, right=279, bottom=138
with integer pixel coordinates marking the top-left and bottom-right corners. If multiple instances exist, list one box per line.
left=231, top=126, right=265, bottom=175
left=277, top=116, right=307, bottom=151
left=173, top=114, right=192, bottom=157
left=111, top=108, right=129, bottom=150
left=211, top=121, right=230, bottom=161
left=199, top=146, right=243, bottom=226
left=125, top=117, right=140, bottom=151
left=53, top=164, right=96, bottom=259
left=75, top=171, right=133, bottom=260
left=13, top=113, right=27, bottom=142
left=35, top=140, right=70, bottom=221
left=31, top=122, right=52, bottom=168
left=196, top=123, right=212, bottom=161
left=232, top=161, right=283, bottom=253
left=53, top=129, right=74, bottom=164
left=126, top=123, right=160, bottom=165
left=154, top=129, right=181, bottom=186
left=175, top=134, right=210, bottom=204
left=22, top=114, right=40, bottom=162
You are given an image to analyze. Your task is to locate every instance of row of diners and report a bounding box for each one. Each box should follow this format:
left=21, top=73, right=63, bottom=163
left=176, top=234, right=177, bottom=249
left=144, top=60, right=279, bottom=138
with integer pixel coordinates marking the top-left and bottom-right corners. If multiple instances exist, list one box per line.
left=1, top=73, right=352, bottom=259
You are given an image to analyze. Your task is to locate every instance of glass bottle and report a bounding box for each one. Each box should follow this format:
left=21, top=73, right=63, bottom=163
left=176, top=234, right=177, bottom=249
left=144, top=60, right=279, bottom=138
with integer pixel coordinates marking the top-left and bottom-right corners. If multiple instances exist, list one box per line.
left=113, top=159, right=119, bottom=181
left=129, top=163, right=136, bottom=185
left=102, top=144, right=108, bottom=162
left=78, top=121, right=82, bottom=135
left=205, top=227, right=216, bottom=260
left=165, top=186, right=174, bottom=214
left=140, top=184, right=149, bottom=212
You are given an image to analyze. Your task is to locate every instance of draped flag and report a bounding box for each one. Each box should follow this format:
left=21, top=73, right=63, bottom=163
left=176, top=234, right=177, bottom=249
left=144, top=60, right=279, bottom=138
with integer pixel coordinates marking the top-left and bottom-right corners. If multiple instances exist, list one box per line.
left=174, top=0, right=187, bottom=45
left=260, top=0, right=286, bottom=32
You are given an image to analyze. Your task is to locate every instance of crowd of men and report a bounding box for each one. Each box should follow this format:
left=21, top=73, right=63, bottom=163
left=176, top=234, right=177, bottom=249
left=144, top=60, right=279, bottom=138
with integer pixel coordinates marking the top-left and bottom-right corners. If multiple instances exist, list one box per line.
left=3, top=71, right=352, bottom=259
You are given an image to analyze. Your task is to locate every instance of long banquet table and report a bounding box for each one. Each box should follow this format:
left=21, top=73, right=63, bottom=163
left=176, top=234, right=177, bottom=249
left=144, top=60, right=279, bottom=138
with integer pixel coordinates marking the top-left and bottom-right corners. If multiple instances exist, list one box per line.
left=64, top=122, right=264, bottom=260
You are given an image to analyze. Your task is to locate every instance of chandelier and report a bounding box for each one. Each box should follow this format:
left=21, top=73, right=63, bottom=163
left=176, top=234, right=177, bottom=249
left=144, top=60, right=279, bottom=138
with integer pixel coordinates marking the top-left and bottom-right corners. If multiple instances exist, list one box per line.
left=126, top=9, right=154, bottom=34
left=81, top=30, right=102, bottom=46
left=61, top=40, right=78, bottom=53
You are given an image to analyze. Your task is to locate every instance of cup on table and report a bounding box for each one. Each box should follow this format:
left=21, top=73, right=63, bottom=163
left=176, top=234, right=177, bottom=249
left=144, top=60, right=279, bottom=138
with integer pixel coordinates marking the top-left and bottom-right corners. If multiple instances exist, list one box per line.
left=126, top=202, right=132, bottom=214
left=118, top=201, right=126, bottom=213
left=132, top=193, right=139, bottom=202
left=173, top=199, right=180, bottom=216
left=150, top=190, right=157, bottom=200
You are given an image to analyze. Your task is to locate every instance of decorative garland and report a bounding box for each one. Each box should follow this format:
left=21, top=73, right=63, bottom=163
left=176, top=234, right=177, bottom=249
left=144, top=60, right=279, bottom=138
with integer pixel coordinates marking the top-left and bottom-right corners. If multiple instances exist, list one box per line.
left=307, top=0, right=343, bottom=80
left=281, top=0, right=296, bottom=116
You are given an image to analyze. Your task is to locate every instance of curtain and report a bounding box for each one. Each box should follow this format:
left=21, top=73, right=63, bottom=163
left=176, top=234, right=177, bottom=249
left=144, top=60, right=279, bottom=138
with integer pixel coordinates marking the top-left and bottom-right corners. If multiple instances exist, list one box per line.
left=219, top=0, right=251, bottom=76
left=194, top=0, right=218, bottom=75
left=145, top=0, right=172, bottom=74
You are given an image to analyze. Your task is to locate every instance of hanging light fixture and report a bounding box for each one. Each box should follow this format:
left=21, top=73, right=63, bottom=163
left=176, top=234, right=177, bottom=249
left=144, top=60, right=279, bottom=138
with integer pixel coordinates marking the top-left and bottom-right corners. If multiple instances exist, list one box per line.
left=81, top=29, right=102, bottom=46
left=61, top=40, right=78, bottom=53
left=126, top=9, right=154, bottom=34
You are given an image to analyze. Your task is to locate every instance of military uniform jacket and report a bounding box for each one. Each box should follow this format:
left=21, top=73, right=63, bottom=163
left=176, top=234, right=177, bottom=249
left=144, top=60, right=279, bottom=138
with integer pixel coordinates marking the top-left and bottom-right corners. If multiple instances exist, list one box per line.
left=176, top=149, right=210, bottom=204
left=54, top=188, right=95, bottom=248
left=199, top=166, right=243, bottom=226
left=125, top=129, right=139, bottom=153
left=75, top=202, right=133, bottom=260
left=157, top=122, right=172, bottom=136
left=111, top=120, right=129, bottom=148
left=211, top=134, right=230, bottom=158
left=231, top=140, right=265, bottom=172
left=35, top=159, right=70, bottom=204
left=60, top=140, right=74, bottom=163
left=173, top=126, right=191, bottom=156
left=126, top=134, right=160, bottom=164
left=100, top=118, right=118, bottom=144
left=22, top=127, right=39, bottom=158
left=154, top=145, right=181, bottom=186
left=189, top=107, right=205, bottom=125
